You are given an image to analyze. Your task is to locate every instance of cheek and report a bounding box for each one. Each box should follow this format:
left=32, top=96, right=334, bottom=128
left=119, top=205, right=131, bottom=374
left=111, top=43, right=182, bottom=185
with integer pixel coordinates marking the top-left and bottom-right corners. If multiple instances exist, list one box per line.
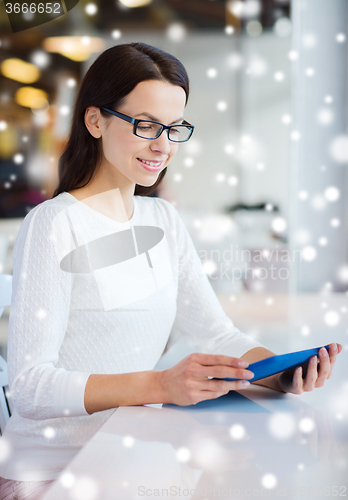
left=103, top=131, right=136, bottom=162
left=170, top=144, right=179, bottom=158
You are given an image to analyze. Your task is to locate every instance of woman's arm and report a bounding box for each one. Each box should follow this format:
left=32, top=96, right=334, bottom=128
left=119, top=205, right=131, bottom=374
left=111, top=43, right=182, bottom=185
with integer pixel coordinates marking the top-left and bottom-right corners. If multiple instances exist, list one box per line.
left=84, top=352, right=255, bottom=413
left=84, top=342, right=343, bottom=413
left=83, top=371, right=162, bottom=414
left=7, top=205, right=91, bottom=420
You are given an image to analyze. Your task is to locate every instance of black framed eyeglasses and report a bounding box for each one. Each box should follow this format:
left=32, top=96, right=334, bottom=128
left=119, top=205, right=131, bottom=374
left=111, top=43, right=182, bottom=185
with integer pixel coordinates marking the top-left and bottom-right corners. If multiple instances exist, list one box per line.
left=102, top=108, right=194, bottom=143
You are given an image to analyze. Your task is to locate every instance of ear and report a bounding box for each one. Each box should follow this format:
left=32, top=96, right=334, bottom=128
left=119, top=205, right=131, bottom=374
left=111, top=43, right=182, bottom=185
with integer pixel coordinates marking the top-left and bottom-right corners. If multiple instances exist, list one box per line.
left=84, top=106, right=102, bottom=138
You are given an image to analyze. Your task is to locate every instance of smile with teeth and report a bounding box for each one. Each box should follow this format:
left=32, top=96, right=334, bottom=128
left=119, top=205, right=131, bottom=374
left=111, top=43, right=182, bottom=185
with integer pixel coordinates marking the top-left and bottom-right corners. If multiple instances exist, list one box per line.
left=138, top=158, right=163, bottom=167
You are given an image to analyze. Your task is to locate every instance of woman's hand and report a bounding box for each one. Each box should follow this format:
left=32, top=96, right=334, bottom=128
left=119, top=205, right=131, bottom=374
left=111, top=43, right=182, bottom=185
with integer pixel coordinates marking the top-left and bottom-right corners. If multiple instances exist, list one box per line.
left=278, top=342, right=342, bottom=394
left=158, top=352, right=254, bottom=406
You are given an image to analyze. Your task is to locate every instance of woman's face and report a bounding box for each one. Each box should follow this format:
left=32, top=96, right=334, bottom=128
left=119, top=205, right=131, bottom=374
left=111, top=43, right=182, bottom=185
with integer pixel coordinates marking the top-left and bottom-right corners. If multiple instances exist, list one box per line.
left=92, top=80, right=187, bottom=188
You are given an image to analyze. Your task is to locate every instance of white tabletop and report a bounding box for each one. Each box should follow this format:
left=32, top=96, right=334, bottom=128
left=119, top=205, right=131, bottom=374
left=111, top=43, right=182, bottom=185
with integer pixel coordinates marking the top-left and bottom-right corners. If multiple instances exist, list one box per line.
left=40, top=291, right=348, bottom=499
left=41, top=383, right=347, bottom=500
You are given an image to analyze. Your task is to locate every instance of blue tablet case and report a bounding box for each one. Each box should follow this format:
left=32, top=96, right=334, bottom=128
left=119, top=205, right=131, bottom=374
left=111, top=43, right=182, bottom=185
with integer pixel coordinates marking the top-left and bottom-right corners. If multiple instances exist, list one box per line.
left=219, top=344, right=331, bottom=382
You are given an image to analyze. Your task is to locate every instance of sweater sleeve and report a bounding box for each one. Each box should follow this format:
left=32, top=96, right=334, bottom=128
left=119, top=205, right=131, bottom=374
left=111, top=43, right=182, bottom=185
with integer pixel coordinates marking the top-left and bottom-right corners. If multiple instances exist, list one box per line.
left=7, top=203, right=91, bottom=420
left=160, top=199, right=266, bottom=359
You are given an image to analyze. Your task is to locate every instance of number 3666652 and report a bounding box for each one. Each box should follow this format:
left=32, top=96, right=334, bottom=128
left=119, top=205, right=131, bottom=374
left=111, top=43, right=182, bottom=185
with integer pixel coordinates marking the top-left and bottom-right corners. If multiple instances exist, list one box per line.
left=5, top=3, right=62, bottom=14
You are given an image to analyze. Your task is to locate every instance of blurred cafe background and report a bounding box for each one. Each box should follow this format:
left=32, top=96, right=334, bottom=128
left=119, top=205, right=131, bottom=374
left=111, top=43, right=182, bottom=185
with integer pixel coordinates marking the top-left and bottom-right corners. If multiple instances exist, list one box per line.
left=0, top=0, right=348, bottom=395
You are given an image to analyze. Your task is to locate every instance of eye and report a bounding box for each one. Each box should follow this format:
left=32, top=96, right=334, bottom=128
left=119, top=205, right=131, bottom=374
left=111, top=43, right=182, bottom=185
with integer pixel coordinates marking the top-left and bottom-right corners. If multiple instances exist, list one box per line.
left=138, top=124, right=154, bottom=131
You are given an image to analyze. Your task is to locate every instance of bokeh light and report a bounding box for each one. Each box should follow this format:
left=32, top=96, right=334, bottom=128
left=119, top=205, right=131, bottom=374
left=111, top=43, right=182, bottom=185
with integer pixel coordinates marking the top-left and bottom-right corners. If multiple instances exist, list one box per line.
left=246, top=56, right=268, bottom=77
left=336, top=33, right=346, bottom=43
left=271, top=217, right=287, bottom=233
left=298, top=190, right=308, bottom=200
left=324, top=310, right=340, bottom=327
left=85, top=3, right=98, bottom=15
left=261, top=473, right=278, bottom=489
left=246, top=21, right=263, bottom=37
left=317, top=108, right=334, bottom=125
left=305, top=67, right=315, bottom=77
left=288, top=50, right=299, bottom=60
left=217, top=101, right=228, bottom=111
left=268, top=412, right=296, bottom=439
left=324, top=186, right=340, bottom=202
left=166, top=23, right=186, bottom=42
left=111, top=29, right=122, bottom=39
left=299, top=417, right=315, bottom=433
left=337, top=265, right=348, bottom=284
left=274, top=17, right=292, bottom=37
left=282, top=114, right=292, bottom=124
left=301, top=246, right=317, bottom=262
left=43, top=426, right=56, bottom=439
left=176, top=447, right=191, bottom=463
left=30, top=50, right=51, bottom=69
left=229, top=423, right=246, bottom=440
left=60, top=471, right=75, bottom=488
left=302, top=33, right=317, bottom=48
left=330, top=135, right=348, bottom=163
left=274, top=71, right=285, bottom=82
left=122, top=435, right=135, bottom=447
left=207, top=67, right=217, bottom=78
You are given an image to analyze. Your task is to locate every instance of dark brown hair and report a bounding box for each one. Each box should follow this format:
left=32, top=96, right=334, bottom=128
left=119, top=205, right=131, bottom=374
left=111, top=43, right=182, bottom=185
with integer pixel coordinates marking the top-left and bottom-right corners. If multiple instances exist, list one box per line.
left=51, top=42, right=190, bottom=199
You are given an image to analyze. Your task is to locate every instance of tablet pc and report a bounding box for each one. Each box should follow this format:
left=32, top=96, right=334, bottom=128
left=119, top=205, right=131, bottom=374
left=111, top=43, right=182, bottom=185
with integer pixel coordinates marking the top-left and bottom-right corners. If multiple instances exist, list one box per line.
left=218, top=344, right=331, bottom=382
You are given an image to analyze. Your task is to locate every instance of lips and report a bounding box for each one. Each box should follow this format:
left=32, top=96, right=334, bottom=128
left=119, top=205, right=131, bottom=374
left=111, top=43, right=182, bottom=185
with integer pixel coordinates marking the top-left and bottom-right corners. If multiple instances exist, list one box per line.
left=137, top=158, right=164, bottom=171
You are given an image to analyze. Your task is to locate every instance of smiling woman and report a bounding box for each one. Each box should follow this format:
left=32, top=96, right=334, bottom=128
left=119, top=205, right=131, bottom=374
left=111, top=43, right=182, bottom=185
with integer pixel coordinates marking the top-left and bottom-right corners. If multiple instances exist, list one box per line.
left=53, top=42, right=191, bottom=201
left=0, top=42, right=341, bottom=499
left=78, top=79, right=187, bottom=205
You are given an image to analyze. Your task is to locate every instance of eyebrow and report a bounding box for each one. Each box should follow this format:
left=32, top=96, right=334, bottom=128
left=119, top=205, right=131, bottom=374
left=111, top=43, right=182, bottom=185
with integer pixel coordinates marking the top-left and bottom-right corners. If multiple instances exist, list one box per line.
left=134, top=113, right=184, bottom=125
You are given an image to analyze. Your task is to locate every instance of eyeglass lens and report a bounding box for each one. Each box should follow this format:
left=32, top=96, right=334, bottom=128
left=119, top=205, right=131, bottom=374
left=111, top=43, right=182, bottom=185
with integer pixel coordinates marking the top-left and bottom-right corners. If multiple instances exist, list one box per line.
left=136, top=121, right=191, bottom=142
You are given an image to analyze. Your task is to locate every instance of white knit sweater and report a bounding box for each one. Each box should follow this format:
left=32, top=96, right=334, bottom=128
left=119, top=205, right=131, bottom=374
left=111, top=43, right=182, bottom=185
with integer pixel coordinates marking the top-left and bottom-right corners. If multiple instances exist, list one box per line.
left=0, top=192, right=264, bottom=481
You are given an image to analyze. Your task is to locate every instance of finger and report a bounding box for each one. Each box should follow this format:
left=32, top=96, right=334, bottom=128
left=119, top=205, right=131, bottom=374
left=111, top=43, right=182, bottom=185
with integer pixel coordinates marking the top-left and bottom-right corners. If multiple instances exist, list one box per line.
left=191, top=353, right=249, bottom=368
left=185, top=389, right=225, bottom=405
left=201, top=379, right=251, bottom=393
left=302, top=356, right=318, bottom=391
left=315, top=347, right=331, bottom=387
left=327, top=343, right=338, bottom=378
left=292, top=366, right=304, bottom=394
left=200, top=365, right=254, bottom=381
left=194, top=390, right=229, bottom=403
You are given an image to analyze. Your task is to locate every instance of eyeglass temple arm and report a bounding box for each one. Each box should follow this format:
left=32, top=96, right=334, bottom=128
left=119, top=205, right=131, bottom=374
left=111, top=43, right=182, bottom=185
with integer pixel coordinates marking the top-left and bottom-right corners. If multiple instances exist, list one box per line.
left=102, top=108, right=135, bottom=125
left=102, top=108, right=194, bottom=131
left=182, top=120, right=194, bottom=130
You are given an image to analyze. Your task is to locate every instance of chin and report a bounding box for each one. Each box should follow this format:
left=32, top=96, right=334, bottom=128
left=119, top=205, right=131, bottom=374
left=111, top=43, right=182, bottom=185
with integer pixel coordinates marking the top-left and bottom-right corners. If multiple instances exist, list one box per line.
left=137, top=170, right=164, bottom=186
left=136, top=178, right=160, bottom=188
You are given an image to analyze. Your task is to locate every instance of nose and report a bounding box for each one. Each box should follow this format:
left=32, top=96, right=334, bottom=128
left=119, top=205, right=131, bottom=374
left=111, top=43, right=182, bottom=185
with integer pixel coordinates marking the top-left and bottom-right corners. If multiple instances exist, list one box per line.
left=149, top=129, right=172, bottom=156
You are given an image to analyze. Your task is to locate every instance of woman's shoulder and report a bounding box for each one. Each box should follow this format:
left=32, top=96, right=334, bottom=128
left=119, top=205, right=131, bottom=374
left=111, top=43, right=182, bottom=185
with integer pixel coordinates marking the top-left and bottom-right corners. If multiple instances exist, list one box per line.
left=16, top=193, right=74, bottom=246
left=22, top=193, right=73, bottom=222
left=10, top=195, right=73, bottom=263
